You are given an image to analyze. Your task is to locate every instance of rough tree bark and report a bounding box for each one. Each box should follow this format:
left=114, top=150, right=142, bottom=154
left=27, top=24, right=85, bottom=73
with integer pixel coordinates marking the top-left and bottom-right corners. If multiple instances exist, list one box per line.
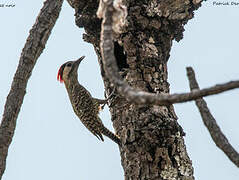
left=1, top=0, right=238, bottom=179
left=69, top=0, right=203, bottom=179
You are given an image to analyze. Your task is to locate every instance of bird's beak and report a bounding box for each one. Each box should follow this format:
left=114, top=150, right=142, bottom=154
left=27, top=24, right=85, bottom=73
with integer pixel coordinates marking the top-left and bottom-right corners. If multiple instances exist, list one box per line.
left=73, top=56, right=85, bottom=69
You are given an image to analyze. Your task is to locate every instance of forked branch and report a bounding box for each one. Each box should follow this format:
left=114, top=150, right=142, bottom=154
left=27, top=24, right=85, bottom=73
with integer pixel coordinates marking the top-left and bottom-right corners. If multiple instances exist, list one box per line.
left=187, top=67, right=239, bottom=168
left=98, top=0, right=239, bottom=106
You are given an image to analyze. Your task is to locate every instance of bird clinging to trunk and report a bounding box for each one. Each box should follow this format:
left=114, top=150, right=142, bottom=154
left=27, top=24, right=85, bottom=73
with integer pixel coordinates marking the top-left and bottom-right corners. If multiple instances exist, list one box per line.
left=57, top=56, right=120, bottom=145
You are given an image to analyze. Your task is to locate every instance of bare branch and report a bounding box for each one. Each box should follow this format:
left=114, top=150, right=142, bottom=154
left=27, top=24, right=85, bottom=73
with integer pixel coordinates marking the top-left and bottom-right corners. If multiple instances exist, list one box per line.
left=99, top=0, right=239, bottom=106
left=0, top=0, right=63, bottom=178
left=187, top=67, right=239, bottom=168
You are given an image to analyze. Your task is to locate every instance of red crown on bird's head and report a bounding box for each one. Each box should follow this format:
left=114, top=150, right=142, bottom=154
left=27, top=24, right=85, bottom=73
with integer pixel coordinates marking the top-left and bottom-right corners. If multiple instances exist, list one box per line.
left=57, top=63, right=66, bottom=83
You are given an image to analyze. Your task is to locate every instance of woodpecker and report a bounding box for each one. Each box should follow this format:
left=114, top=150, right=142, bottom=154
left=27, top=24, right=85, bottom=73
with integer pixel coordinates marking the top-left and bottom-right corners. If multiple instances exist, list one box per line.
left=57, top=56, right=120, bottom=145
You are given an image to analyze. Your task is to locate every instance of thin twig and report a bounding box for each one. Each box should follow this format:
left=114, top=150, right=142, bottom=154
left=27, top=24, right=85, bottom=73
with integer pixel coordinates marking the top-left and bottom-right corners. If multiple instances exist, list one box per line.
left=187, top=67, right=239, bottom=168
left=0, top=0, right=63, bottom=178
left=99, top=0, right=239, bottom=106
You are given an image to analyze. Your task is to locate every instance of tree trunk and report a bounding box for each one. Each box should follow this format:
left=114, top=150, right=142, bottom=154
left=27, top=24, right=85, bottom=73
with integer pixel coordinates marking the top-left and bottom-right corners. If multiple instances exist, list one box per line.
left=71, top=0, right=202, bottom=179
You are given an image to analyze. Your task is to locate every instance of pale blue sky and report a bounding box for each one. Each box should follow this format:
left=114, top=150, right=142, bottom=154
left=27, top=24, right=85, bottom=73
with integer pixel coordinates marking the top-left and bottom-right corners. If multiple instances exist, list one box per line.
left=0, top=1, right=238, bottom=180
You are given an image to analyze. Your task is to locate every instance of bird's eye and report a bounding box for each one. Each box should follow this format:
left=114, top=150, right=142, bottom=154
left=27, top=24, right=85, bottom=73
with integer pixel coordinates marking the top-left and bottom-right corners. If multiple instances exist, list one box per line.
left=67, top=63, right=72, bottom=67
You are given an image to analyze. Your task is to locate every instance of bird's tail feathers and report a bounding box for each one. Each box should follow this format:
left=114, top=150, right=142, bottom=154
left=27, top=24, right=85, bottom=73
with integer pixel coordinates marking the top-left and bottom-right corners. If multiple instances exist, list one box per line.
left=101, top=126, right=121, bottom=146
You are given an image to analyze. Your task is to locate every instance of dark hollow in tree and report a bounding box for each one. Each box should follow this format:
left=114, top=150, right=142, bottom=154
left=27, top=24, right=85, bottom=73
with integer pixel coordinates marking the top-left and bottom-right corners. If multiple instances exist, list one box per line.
left=71, top=0, right=204, bottom=179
